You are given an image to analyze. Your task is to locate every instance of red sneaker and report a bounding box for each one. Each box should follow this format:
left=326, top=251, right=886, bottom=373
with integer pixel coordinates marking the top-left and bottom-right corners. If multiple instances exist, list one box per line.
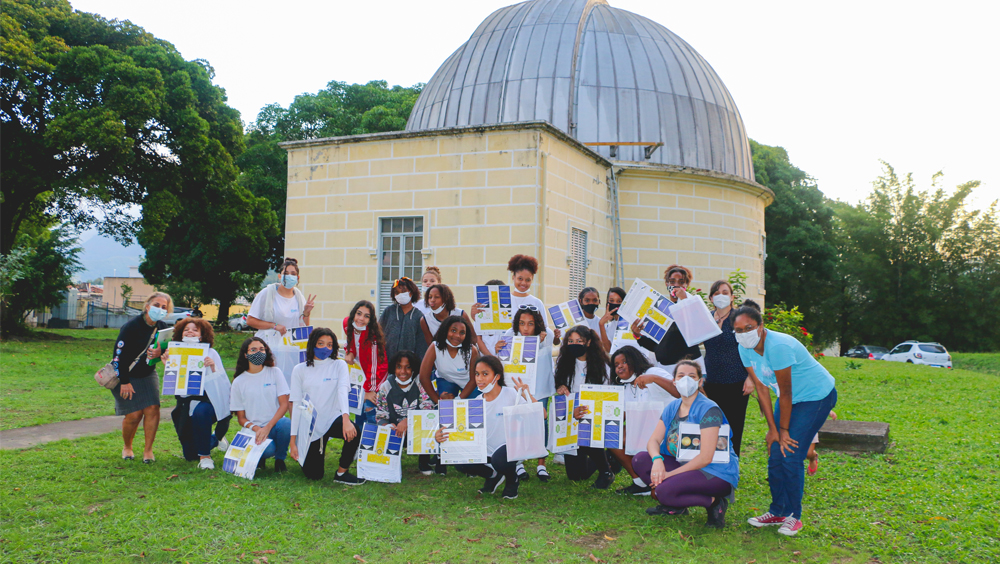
left=747, top=512, right=786, bottom=527
left=778, top=516, right=803, bottom=536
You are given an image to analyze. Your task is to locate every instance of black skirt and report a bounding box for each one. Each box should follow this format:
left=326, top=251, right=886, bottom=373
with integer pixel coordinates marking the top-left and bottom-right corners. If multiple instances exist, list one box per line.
left=112, top=374, right=161, bottom=415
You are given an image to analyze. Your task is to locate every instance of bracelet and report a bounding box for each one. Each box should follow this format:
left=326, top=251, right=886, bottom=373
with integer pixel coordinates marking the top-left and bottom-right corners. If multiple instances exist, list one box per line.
left=243, top=421, right=253, bottom=429
left=652, top=455, right=664, bottom=463
left=780, top=427, right=789, bottom=431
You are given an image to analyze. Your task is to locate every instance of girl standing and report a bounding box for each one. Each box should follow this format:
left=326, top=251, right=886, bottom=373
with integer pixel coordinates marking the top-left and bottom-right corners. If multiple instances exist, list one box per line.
left=420, top=284, right=477, bottom=346
left=343, top=300, right=388, bottom=431
left=246, top=257, right=316, bottom=349
left=631, top=265, right=701, bottom=371
left=414, top=266, right=442, bottom=316
left=598, top=287, right=626, bottom=353
left=380, top=277, right=428, bottom=361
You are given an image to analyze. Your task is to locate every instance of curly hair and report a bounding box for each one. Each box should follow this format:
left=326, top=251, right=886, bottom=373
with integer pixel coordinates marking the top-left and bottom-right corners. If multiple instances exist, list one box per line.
left=305, top=327, right=338, bottom=367
left=474, top=356, right=506, bottom=388
left=434, top=315, right=474, bottom=369
left=346, top=301, right=387, bottom=361
left=507, top=254, right=538, bottom=275
left=512, top=308, right=546, bottom=337
left=663, top=264, right=693, bottom=285
left=554, top=326, right=610, bottom=392
left=424, top=284, right=456, bottom=313
left=610, top=345, right=653, bottom=385
left=391, top=277, right=421, bottom=304
left=173, top=317, right=214, bottom=348
left=388, top=350, right=421, bottom=378
left=234, top=337, right=275, bottom=378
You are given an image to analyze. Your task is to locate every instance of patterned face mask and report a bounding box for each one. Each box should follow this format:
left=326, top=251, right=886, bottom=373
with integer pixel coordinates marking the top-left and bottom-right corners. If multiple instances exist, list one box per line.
left=247, top=351, right=267, bottom=366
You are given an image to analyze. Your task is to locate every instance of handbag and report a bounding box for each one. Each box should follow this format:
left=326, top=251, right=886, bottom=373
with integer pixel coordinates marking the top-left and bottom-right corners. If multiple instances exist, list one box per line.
left=503, top=389, right=549, bottom=461
left=94, top=328, right=157, bottom=389
left=670, top=293, right=722, bottom=346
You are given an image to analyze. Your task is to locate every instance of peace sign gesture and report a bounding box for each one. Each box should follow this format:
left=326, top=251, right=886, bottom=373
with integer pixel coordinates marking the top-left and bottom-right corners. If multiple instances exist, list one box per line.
left=303, top=294, right=317, bottom=316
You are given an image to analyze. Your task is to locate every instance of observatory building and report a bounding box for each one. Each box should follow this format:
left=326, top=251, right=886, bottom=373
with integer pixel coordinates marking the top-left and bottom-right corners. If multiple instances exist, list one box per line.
left=281, top=0, right=772, bottom=326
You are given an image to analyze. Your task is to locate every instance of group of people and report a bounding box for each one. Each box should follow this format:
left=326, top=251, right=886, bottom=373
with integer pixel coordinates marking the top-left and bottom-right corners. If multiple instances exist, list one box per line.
left=109, top=256, right=837, bottom=535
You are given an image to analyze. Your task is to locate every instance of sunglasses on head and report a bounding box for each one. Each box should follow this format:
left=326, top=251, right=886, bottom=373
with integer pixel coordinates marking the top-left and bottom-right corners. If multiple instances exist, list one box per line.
left=518, top=304, right=538, bottom=312
left=393, top=277, right=412, bottom=288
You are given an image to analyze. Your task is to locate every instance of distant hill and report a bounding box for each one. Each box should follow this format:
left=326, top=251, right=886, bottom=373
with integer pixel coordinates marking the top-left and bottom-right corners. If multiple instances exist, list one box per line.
left=75, top=233, right=145, bottom=282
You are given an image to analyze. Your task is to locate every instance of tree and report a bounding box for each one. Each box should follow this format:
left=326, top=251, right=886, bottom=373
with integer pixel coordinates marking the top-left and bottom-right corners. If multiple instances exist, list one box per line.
left=750, top=140, right=840, bottom=345
left=3, top=225, right=82, bottom=335
left=120, top=283, right=133, bottom=306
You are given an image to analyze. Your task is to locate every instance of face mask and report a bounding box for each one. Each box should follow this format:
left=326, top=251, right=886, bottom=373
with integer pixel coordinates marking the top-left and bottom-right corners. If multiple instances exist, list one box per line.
left=608, top=304, right=621, bottom=314
left=563, top=344, right=587, bottom=359
left=581, top=303, right=599, bottom=315
left=247, top=351, right=267, bottom=366
left=479, top=377, right=498, bottom=395
left=431, top=305, right=446, bottom=314
left=313, top=346, right=333, bottom=361
left=281, top=274, right=298, bottom=289
left=619, top=372, right=637, bottom=384
left=352, top=322, right=367, bottom=332
left=396, top=376, right=414, bottom=392
left=445, top=340, right=461, bottom=349
left=147, top=306, right=167, bottom=322
left=181, top=336, right=200, bottom=344
left=675, top=376, right=699, bottom=397
left=712, top=294, right=732, bottom=309
left=395, top=293, right=412, bottom=305
left=736, top=327, right=761, bottom=349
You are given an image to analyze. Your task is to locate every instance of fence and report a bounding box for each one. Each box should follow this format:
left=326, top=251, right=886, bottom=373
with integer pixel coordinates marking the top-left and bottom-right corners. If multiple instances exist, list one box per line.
left=85, top=302, right=137, bottom=329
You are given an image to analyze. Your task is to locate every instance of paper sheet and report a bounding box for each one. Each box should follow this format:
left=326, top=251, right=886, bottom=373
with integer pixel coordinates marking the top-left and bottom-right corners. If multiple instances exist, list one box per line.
left=162, top=342, right=208, bottom=396
left=616, top=279, right=675, bottom=344
left=548, top=393, right=580, bottom=454
left=610, top=318, right=640, bottom=355
left=357, top=423, right=403, bottom=483
left=347, top=362, right=365, bottom=415
left=406, top=409, right=440, bottom=455
left=548, top=299, right=587, bottom=330
left=498, top=336, right=539, bottom=395
left=291, top=393, right=318, bottom=466
left=473, top=285, right=513, bottom=332
left=577, top=384, right=624, bottom=449
left=222, top=429, right=272, bottom=479
left=201, top=366, right=231, bottom=421
left=438, top=398, right=487, bottom=464
left=677, top=422, right=731, bottom=463
left=281, top=326, right=313, bottom=363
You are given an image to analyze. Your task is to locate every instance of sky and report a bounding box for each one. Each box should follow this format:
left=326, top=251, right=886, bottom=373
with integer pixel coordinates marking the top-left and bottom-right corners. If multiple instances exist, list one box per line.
left=71, top=0, right=999, bottom=209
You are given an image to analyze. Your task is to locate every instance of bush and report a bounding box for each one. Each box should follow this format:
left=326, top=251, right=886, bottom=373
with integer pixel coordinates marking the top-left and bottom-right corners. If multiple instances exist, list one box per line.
left=763, top=303, right=815, bottom=351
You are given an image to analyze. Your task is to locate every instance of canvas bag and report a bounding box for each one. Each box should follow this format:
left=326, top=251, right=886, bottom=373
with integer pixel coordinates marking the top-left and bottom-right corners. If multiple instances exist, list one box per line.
left=94, top=328, right=157, bottom=389
left=625, top=401, right=666, bottom=456
left=670, top=293, right=722, bottom=346
left=503, top=389, right=548, bottom=461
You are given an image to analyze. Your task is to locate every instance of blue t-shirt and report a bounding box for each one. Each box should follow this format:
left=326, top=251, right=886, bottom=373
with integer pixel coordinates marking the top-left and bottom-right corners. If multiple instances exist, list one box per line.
left=738, top=330, right=835, bottom=403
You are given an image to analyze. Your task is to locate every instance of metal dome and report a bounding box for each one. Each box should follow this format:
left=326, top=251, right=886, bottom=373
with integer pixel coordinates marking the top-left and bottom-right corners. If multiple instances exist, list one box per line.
left=406, top=0, right=754, bottom=181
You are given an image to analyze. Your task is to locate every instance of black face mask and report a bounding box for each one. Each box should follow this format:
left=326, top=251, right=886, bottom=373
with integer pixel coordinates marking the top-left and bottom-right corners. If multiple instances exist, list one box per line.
left=608, top=304, right=620, bottom=314
left=581, top=303, right=599, bottom=315
left=563, top=344, right=587, bottom=359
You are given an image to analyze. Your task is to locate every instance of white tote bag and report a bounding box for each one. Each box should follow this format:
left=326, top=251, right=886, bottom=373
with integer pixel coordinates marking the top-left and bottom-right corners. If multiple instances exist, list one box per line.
left=670, top=294, right=722, bottom=346
left=625, top=401, right=666, bottom=456
left=503, top=390, right=549, bottom=461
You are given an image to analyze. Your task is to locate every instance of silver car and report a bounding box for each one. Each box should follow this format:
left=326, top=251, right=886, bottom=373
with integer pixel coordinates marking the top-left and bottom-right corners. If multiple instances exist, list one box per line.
left=882, top=341, right=953, bottom=368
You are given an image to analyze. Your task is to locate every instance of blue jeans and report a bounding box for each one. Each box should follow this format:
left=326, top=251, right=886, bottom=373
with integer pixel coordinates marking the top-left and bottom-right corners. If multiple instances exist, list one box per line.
left=261, top=417, right=291, bottom=461
left=435, top=376, right=482, bottom=399
left=768, top=388, right=837, bottom=519
left=354, top=399, right=377, bottom=429
left=181, top=401, right=231, bottom=459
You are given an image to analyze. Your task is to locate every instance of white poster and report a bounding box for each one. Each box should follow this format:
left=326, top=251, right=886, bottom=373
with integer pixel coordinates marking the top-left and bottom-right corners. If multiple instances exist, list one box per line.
left=474, top=285, right=513, bottom=333
left=357, top=423, right=403, bottom=483
left=498, top=335, right=539, bottom=396
left=609, top=318, right=640, bottom=355
left=617, top=279, right=675, bottom=343
left=222, top=429, right=272, bottom=480
left=677, top=422, right=732, bottom=463
left=548, top=393, right=580, bottom=454
left=577, top=384, right=624, bottom=449
left=406, top=409, right=440, bottom=455
left=162, top=342, right=208, bottom=396
left=547, top=299, right=587, bottom=330
left=347, top=362, right=365, bottom=415
left=438, top=398, right=487, bottom=464
left=291, top=393, right=318, bottom=467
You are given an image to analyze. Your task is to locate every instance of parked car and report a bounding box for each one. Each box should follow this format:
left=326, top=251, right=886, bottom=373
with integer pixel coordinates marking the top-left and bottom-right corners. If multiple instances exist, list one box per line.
left=882, top=341, right=953, bottom=368
left=845, top=345, right=890, bottom=360
left=163, top=308, right=192, bottom=325
left=229, top=314, right=249, bottom=332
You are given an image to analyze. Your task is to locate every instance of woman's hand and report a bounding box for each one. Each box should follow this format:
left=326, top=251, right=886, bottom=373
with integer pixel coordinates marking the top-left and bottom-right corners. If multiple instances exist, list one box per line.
left=649, top=458, right=669, bottom=487
left=434, top=425, right=449, bottom=444
left=553, top=328, right=562, bottom=341
left=119, top=383, right=135, bottom=400
left=778, top=429, right=799, bottom=457
left=439, top=392, right=455, bottom=401
left=303, top=294, right=316, bottom=316
left=631, top=318, right=644, bottom=337
left=470, top=303, right=485, bottom=317
left=510, top=376, right=531, bottom=397
left=343, top=419, right=357, bottom=442
left=289, top=440, right=299, bottom=462
left=572, top=405, right=590, bottom=420
left=275, top=323, right=287, bottom=336
left=557, top=385, right=570, bottom=396
left=392, top=419, right=408, bottom=438
left=147, top=345, right=163, bottom=360
left=673, top=287, right=688, bottom=301
left=254, top=424, right=270, bottom=445
left=599, top=311, right=614, bottom=326
left=633, top=375, right=654, bottom=389
left=742, top=376, right=754, bottom=396
left=494, top=340, right=506, bottom=354
left=765, top=427, right=779, bottom=453
left=364, top=391, right=377, bottom=403
left=203, top=357, right=215, bottom=371
left=344, top=352, right=356, bottom=365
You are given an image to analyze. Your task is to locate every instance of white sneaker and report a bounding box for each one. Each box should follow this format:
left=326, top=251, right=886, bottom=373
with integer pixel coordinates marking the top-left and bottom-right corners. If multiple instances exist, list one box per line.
left=198, top=458, right=215, bottom=470
left=216, top=437, right=229, bottom=452
left=553, top=454, right=566, bottom=465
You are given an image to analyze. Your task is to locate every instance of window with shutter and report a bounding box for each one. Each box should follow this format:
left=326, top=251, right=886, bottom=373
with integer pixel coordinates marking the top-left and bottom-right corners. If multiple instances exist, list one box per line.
left=377, top=217, right=423, bottom=314
left=569, top=227, right=588, bottom=299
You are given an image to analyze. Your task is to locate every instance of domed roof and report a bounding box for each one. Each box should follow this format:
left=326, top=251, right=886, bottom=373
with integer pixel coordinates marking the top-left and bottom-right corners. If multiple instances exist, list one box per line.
left=406, top=0, right=754, bottom=181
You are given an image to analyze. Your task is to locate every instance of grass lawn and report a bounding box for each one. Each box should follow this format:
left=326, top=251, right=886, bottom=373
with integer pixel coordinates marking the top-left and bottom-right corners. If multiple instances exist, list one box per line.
left=952, top=353, right=1000, bottom=377
left=1, top=332, right=998, bottom=563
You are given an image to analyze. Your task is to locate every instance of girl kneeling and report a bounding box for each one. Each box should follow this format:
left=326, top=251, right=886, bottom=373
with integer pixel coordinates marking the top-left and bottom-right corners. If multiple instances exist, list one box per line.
left=633, top=361, right=740, bottom=528
left=376, top=350, right=436, bottom=475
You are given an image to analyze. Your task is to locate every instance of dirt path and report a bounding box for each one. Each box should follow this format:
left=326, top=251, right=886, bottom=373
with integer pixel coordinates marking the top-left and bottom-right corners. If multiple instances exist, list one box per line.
left=0, top=407, right=174, bottom=450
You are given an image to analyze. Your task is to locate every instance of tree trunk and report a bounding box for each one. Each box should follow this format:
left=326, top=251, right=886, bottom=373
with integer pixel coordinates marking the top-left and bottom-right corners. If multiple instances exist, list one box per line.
left=216, top=298, right=231, bottom=330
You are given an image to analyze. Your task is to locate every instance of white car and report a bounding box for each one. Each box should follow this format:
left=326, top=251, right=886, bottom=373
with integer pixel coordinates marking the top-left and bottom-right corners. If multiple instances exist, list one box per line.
left=229, top=314, right=249, bottom=331
left=882, top=341, right=953, bottom=368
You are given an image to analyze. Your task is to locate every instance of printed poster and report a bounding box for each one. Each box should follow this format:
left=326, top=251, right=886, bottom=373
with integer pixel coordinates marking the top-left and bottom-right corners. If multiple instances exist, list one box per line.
left=162, top=341, right=208, bottom=396
left=347, top=362, right=366, bottom=415
left=617, top=279, right=675, bottom=344
left=281, top=325, right=313, bottom=363
left=548, top=299, right=587, bottom=330
left=498, top=336, right=539, bottom=395
left=291, top=393, right=318, bottom=466
left=610, top=318, right=640, bottom=355
left=406, top=409, right=440, bottom=455
left=474, top=285, right=513, bottom=333
left=438, top=398, right=487, bottom=464
left=577, top=384, right=624, bottom=449
left=357, top=423, right=403, bottom=483
left=677, top=422, right=732, bottom=464
left=222, top=429, right=272, bottom=480
left=548, top=393, right=580, bottom=454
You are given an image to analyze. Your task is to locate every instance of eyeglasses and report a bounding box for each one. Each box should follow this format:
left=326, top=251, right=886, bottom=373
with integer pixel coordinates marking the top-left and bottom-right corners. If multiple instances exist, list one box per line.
left=518, top=304, right=538, bottom=312
left=247, top=346, right=266, bottom=353
left=733, top=324, right=758, bottom=334
left=393, top=277, right=412, bottom=288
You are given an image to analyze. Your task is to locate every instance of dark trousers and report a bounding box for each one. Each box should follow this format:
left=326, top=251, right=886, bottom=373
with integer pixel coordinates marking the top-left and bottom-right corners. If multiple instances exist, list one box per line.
left=768, top=388, right=837, bottom=519
left=703, top=381, right=750, bottom=456
left=633, top=452, right=732, bottom=508
left=178, top=401, right=231, bottom=461
left=301, top=415, right=362, bottom=481
left=564, top=447, right=610, bottom=481
left=455, top=445, right=518, bottom=482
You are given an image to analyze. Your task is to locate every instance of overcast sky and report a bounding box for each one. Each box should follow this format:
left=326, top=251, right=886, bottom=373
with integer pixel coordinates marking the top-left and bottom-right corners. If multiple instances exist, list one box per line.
left=72, top=0, right=999, bottom=209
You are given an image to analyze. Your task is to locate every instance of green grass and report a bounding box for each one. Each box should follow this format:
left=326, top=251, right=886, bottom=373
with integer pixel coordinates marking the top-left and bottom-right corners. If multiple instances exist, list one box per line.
left=952, top=353, right=1000, bottom=377
left=1, top=335, right=998, bottom=563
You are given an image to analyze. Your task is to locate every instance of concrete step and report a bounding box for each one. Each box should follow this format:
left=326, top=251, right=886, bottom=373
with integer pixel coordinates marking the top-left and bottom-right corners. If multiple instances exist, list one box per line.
left=0, top=407, right=175, bottom=450
left=817, top=419, right=890, bottom=453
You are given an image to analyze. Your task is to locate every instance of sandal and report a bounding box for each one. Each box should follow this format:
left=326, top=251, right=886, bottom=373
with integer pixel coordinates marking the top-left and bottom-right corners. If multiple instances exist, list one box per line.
left=142, top=457, right=155, bottom=464
left=122, top=450, right=135, bottom=461
left=807, top=456, right=819, bottom=476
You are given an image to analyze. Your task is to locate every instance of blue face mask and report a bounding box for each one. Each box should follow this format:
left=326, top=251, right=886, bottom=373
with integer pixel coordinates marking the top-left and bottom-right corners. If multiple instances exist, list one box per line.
left=281, top=274, right=298, bottom=289
left=313, top=346, right=333, bottom=361
left=148, top=306, right=167, bottom=322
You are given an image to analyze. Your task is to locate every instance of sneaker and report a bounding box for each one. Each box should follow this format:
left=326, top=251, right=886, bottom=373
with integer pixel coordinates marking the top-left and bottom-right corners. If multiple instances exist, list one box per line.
left=705, top=496, right=729, bottom=528
left=274, top=459, right=287, bottom=473
left=616, top=483, right=652, bottom=496
left=516, top=462, right=530, bottom=482
left=198, top=458, right=215, bottom=470
left=435, top=463, right=447, bottom=476
left=778, top=516, right=803, bottom=536
left=747, top=512, right=786, bottom=528
left=501, top=478, right=520, bottom=500
left=646, top=504, right=689, bottom=516
left=592, top=471, right=615, bottom=490
left=608, top=452, right=622, bottom=474
left=536, top=466, right=550, bottom=483
left=418, top=458, right=434, bottom=476
left=553, top=454, right=566, bottom=465
left=257, top=458, right=267, bottom=470
left=479, top=472, right=506, bottom=495
left=216, top=436, right=229, bottom=452
left=334, top=471, right=366, bottom=486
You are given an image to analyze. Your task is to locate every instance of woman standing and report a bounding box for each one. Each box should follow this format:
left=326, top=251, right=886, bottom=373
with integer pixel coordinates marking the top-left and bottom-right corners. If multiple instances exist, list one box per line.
left=111, top=292, right=172, bottom=463
left=631, top=265, right=701, bottom=370
left=419, top=316, right=480, bottom=403
left=735, top=305, right=837, bottom=537
left=246, top=257, right=316, bottom=381
left=380, top=277, right=428, bottom=361
left=419, top=284, right=477, bottom=346
left=229, top=337, right=291, bottom=472
left=288, top=328, right=364, bottom=485
left=343, top=300, right=388, bottom=431
left=472, top=278, right=507, bottom=357
left=598, top=287, right=626, bottom=353
left=506, top=255, right=560, bottom=346
left=414, top=266, right=442, bottom=316
left=700, top=280, right=756, bottom=456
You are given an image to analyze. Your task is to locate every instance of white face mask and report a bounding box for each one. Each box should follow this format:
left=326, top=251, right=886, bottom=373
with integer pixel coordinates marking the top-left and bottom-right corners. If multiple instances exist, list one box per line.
left=147, top=306, right=167, bottom=322
left=712, top=294, right=732, bottom=309
left=479, top=377, right=498, bottom=395
left=675, top=376, right=699, bottom=397
left=396, top=376, right=414, bottom=391
left=431, top=305, right=446, bottom=314
left=619, top=371, right=637, bottom=383
left=352, top=322, right=367, bottom=332
left=395, top=293, right=412, bottom=305
left=736, top=327, right=761, bottom=349
left=181, top=336, right=200, bottom=344
left=445, top=340, right=460, bottom=349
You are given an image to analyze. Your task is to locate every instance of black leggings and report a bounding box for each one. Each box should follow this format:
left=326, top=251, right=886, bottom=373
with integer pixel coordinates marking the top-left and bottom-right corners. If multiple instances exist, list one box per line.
left=702, top=381, right=749, bottom=457
left=564, top=447, right=610, bottom=481
left=301, top=415, right=362, bottom=481
left=455, top=445, right=518, bottom=482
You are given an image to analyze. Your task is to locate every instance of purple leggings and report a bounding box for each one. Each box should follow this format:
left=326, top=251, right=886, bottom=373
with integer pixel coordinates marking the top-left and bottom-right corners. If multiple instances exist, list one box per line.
left=633, top=451, right=732, bottom=509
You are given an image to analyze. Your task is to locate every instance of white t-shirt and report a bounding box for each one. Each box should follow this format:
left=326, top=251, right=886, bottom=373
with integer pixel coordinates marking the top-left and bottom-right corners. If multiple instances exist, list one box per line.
left=583, top=315, right=602, bottom=334
left=484, top=386, right=518, bottom=456
left=230, top=366, right=290, bottom=426
left=414, top=298, right=430, bottom=317
left=622, top=367, right=675, bottom=404
left=570, top=358, right=610, bottom=393
left=424, top=308, right=463, bottom=340
left=180, top=348, right=225, bottom=398
left=290, top=358, right=350, bottom=438
left=249, top=287, right=301, bottom=330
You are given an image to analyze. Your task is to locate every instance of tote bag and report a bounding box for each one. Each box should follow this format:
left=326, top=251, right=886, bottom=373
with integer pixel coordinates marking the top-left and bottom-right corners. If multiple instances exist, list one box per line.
left=670, top=294, right=722, bottom=346
left=625, top=401, right=666, bottom=456
left=503, top=390, right=548, bottom=461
